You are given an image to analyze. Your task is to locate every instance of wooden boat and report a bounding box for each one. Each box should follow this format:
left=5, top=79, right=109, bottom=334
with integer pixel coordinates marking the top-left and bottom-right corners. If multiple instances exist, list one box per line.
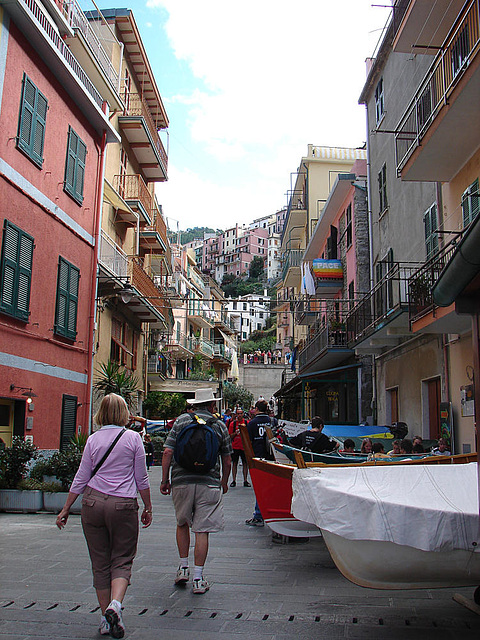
left=272, top=441, right=429, bottom=465
left=291, top=462, right=480, bottom=589
left=239, top=424, right=476, bottom=540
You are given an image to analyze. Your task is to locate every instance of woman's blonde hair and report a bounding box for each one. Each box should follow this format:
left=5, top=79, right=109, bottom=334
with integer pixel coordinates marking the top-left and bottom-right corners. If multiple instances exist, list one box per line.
left=94, top=393, right=129, bottom=427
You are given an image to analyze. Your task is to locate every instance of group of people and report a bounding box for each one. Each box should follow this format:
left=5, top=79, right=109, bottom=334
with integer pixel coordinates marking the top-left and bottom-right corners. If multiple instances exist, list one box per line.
left=56, top=390, right=276, bottom=638
left=243, top=349, right=284, bottom=365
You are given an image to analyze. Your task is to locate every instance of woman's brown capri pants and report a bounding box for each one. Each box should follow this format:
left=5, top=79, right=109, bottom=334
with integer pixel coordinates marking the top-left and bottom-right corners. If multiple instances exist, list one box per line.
left=81, top=486, right=139, bottom=590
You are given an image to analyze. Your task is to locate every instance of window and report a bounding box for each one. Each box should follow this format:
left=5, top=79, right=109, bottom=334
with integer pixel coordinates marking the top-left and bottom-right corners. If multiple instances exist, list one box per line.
left=348, top=281, right=355, bottom=310
left=424, top=203, right=439, bottom=259
left=64, top=126, right=86, bottom=204
left=60, top=395, right=78, bottom=451
left=17, top=74, right=48, bottom=167
left=378, top=164, right=388, bottom=213
left=375, top=77, right=384, bottom=123
left=462, top=179, right=479, bottom=228
left=0, top=220, right=34, bottom=321
left=345, top=204, right=352, bottom=248
left=54, top=257, right=79, bottom=340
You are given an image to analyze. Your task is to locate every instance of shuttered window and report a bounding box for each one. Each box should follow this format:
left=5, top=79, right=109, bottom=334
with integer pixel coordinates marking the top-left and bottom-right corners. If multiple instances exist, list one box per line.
left=0, top=220, right=34, bottom=321
left=60, top=394, right=77, bottom=450
left=64, top=126, right=87, bottom=204
left=461, top=178, right=479, bottom=228
left=378, top=164, right=388, bottom=213
left=17, top=74, right=47, bottom=167
left=424, top=203, right=439, bottom=259
left=54, top=257, right=79, bottom=340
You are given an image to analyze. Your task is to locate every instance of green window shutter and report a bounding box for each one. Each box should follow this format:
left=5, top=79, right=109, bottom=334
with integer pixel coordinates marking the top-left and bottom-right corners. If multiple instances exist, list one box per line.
left=471, top=178, right=479, bottom=223
left=55, top=257, right=79, bottom=339
left=60, top=394, right=78, bottom=450
left=0, top=221, right=34, bottom=321
left=64, top=126, right=86, bottom=204
left=17, top=74, right=47, bottom=167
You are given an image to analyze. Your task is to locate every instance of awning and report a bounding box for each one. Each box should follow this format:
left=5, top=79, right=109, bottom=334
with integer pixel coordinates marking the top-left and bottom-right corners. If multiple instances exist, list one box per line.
left=218, top=329, right=236, bottom=350
left=103, top=180, right=139, bottom=225
left=298, top=362, right=361, bottom=379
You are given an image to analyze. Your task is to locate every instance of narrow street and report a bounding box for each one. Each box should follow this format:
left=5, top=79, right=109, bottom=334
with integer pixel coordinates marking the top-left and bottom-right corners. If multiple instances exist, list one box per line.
left=1, top=465, right=479, bottom=639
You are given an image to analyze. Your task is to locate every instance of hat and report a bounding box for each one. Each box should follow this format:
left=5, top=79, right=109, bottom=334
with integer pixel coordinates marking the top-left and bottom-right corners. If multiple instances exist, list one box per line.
left=190, top=388, right=222, bottom=404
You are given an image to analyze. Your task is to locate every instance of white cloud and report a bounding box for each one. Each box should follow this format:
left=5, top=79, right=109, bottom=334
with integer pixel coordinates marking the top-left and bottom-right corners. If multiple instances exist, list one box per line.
left=148, top=0, right=391, bottom=229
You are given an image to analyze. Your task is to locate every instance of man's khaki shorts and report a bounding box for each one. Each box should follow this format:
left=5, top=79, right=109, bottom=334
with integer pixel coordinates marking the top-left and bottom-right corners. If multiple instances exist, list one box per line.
left=172, top=484, right=224, bottom=533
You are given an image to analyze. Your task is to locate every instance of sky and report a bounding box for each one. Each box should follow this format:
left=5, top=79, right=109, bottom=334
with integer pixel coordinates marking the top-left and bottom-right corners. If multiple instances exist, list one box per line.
left=89, top=1, right=392, bottom=231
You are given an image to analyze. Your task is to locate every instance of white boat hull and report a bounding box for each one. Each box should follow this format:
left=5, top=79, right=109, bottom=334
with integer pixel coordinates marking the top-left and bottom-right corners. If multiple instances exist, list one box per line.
left=265, top=517, right=322, bottom=538
left=322, top=529, right=480, bottom=590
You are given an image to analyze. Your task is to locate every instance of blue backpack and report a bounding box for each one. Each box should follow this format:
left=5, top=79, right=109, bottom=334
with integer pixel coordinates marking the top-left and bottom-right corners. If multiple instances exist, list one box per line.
left=174, top=414, right=220, bottom=473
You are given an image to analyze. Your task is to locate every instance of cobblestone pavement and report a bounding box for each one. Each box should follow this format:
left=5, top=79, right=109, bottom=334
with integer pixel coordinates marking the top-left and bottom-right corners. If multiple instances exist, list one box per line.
left=1, top=465, right=480, bottom=639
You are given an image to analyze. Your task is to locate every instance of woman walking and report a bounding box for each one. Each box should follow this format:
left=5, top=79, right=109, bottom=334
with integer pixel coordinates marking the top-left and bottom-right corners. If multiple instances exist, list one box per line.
left=56, top=393, right=152, bottom=638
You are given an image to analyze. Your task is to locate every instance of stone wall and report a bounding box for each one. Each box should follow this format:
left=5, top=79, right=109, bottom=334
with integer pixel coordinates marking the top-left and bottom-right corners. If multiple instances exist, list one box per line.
left=237, top=363, right=285, bottom=403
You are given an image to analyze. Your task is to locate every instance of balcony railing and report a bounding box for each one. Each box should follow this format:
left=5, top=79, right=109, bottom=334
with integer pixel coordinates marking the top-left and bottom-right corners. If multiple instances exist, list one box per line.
left=281, top=249, right=303, bottom=280
left=168, top=333, right=194, bottom=353
left=128, top=256, right=167, bottom=321
left=346, top=262, right=422, bottom=344
left=114, top=174, right=152, bottom=218
left=193, top=337, right=214, bottom=358
left=63, top=0, right=120, bottom=91
left=298, top=323, right=348, bottom=370
left=213, top=343, right=233, bottom=362
left=408, top=237, right=464, bottom=323
left=21, top=0, right=103, bottom=107
left=122, top=91, right=168, bottom=172
left=99, top=231, right=128, bottom=278
left=395, top=0, right=480, bottom=174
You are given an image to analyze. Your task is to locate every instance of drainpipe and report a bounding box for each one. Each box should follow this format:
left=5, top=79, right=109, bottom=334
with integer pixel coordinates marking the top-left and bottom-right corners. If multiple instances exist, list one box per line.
left=365, top=104, right=377, bottom=424
left=86, top=116, right=108, bottom=434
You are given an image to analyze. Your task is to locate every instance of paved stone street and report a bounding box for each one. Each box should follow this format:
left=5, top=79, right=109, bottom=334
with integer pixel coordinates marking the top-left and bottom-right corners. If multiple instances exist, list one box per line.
left=1, top=465, right=480, bottom=639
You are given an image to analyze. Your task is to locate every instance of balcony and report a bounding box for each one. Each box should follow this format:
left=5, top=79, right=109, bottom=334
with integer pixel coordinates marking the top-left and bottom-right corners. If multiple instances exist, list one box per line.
left=395, top=0, right=480, bottom=181
left=4, top=0, right=118, bottom=141
left=285, top=189, right=307, bottom=232
left=63, top=0, right=123, bottom=110
left=294, top=297, right=318, bottom=325
left=113, top=174, right=153, bottom=225
left=281, top=249, right=302, bottom=287
left=346, top=262, right=422, bottom=352
left=127, top=257, right=169, bottom=328
left=187, top=305, right=214, bottom=330
left=298, top=321, right=352, bottom=374
left=167, top=333, right=194, bottom=358
left=408, top=237, right=471, bottom=334
left=118, top=91, right=168, bottom=182
left=214, top=311, right=236, bottom=334
left=213, top=343, right=233, bottom=363
left=98, top=231, right=128, bottom=280
left=192, top=337, right=214, bottom=359
left=139, top=205, right=168, bottom=254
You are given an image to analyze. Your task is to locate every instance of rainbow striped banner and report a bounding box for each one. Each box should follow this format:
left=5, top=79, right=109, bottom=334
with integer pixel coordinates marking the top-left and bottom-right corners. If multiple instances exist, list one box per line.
left=312, top=259, right=343, bottom=282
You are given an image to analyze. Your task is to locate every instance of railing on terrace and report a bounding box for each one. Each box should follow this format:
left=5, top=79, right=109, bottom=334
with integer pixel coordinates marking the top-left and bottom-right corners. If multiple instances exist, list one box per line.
left=215, top=311, right=236, bottom=331
left=346, top=262, right=422, bottom=344
left=143, top=202, right=168, bottom=244
left=298, top=323, right=349, bottom=370
left=193, top=338, right=214, bottom=358
left=213, top=343, right=233, bottom=362
left=395, top=0, right=480, bottom=173
left=128, top=257, right=167, bottom=320
left=99, top=231, right=128, bottom=278
left=408, top=236, right=464, bottom=323
left=122, top=91, right=168, bottom=172
left=294, top=297, right=320, bottom=324
left=286, top=189, right=306, bottom=216
left=281, top=249, right=303, bottom=280
left=168, top=333, right=194, bottom=352
left=63, top=0, right=120, bottom=91
left=21, top=0, right=103, bottom=107
left=114, top=174, right=152, bottom=214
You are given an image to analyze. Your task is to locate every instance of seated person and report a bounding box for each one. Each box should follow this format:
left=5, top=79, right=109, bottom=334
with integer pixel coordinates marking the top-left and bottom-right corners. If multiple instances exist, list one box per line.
left=400, top=438, right=414, bottom=454
left=372, top=442, right=389, bottom=458
left=360, top=437, right=373, bottom=454
left=412, top=443, right=425, bottom=453
left=391, top=439, right=402, bottom=455
left=340, top=438, right=356, bottom=453
left=433, top=438, right=451, bottom=456
left=288, top=416, right=338, bottom=454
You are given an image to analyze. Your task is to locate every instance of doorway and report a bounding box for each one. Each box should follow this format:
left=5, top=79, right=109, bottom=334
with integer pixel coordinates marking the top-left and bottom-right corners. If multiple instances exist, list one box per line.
left=427, top=377, right=441, bottom=439
left=0, top=400, right=14, bottom=447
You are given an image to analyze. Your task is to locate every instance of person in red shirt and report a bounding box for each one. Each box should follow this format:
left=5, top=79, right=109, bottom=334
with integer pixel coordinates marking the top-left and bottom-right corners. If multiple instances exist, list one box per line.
left=228, top=407, right=251, bottom=487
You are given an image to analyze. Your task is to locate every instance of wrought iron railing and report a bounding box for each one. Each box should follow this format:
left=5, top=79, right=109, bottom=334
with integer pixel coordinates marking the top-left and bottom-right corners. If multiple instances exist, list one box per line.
left=122, top=91, right=168, bottom=173
left=281, top=249, right=303, bottom=280
left=99, top=231, right=128, bottom=278
left=193, top=338, right=214, bottom=358
left=114, top=174, right=152, bottom=217
left=298, top=324, right=349, bottom=370
left=213, top=343, right=233, bottom=362
left=395, top=0, right=480, bottom=173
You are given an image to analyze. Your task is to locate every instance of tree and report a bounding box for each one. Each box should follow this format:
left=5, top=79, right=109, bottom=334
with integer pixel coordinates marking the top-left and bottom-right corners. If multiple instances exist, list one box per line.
left=249, top=255, right=265, bottom=280
left=93, top=360, right=141, bottom=411
left=222, top=381, right=254, bottom=411
left=143, top=391, right=186, bottom=419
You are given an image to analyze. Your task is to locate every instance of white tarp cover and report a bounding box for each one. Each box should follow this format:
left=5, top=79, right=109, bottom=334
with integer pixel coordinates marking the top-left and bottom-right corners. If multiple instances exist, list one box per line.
left=292, top=463, right=480, bottom=552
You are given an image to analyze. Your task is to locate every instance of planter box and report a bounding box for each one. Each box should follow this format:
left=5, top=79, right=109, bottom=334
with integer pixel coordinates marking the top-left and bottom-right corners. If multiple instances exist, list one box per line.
left=0, top=489, right=43, bottom=513
left=43, top=492, right=83, bottom=514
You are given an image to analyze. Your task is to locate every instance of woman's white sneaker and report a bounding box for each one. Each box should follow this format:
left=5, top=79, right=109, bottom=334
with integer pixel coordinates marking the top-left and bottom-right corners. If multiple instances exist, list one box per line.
left=192, top=578, right=210, bottom=594
left=105, top=600, right=125, bottom=639
left=98, top=615, right=110, bottom=635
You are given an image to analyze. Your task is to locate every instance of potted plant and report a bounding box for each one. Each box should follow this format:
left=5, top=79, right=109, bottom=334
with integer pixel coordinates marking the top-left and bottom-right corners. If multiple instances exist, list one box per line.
left=0, top=437, right=42, bottom=512
left=31, top=443, right=83, bottom=513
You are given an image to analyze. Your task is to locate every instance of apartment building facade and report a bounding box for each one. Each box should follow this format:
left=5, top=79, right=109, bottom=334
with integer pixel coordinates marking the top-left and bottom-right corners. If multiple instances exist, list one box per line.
left=0, top=0, right=119, bottom=448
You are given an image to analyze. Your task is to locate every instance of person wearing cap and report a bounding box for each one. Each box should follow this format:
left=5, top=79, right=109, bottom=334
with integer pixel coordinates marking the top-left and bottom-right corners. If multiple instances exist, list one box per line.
left=160, top=388, right=232, bottom=594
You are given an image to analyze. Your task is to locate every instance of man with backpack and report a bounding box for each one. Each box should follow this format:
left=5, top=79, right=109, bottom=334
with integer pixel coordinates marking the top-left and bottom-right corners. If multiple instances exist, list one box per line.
left=160, top=389, right=232, bottom=594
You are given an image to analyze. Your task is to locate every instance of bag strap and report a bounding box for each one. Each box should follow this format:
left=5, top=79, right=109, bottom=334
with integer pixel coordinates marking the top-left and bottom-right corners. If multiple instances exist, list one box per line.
left=91, top=428, right=126, bottom=478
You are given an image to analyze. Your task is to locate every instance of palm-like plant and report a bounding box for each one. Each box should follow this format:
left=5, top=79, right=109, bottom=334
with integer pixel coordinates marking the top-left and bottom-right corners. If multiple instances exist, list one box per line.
left=93, top=360, right=141, bottom=411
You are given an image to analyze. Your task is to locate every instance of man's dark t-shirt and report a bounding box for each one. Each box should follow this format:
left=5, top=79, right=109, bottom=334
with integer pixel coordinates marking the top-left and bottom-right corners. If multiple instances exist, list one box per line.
left=289, top=429, right=337, bottom=454
left=247, top=413, right=274, bottom=460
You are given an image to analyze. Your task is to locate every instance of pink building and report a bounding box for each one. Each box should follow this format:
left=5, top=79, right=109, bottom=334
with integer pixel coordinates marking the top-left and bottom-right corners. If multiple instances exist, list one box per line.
left=0, top=0, right=117, bottom=448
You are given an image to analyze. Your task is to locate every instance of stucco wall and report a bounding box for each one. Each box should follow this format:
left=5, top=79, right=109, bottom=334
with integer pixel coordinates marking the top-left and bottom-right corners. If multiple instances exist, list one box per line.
left=237, top=363, right=284, bottom=405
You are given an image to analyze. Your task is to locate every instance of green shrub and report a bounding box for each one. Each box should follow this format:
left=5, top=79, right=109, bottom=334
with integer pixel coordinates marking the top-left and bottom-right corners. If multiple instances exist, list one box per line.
left=17, top=477, right=43, bottom=491
left=150, top=436, right=165, bottom=464
left=0, top=437, right=38, bottom=489
left=31, top=445, right=82, bottom=491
